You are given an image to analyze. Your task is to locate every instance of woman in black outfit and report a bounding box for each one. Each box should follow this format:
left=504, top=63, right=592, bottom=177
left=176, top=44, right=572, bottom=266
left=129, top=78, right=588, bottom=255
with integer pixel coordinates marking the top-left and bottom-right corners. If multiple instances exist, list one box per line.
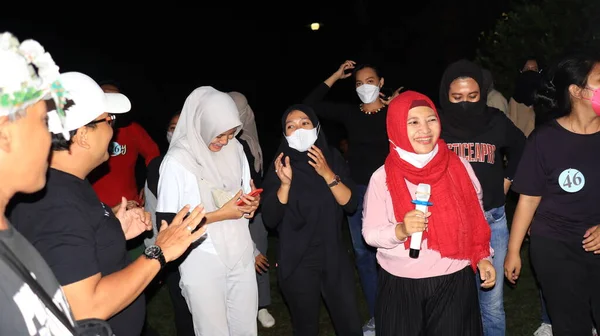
left=302, top=61, right=401, bottom=331
left=262, top=104, right=362, bottom=336
left=505, top=53, right=600, bottom=336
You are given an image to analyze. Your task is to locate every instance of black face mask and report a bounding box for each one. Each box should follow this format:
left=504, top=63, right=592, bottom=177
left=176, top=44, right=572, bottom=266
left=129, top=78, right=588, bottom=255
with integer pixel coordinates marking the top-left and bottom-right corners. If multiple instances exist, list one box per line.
left=443, top=100, right=491, bottom=133
left=446, top=100, right=486, bottom=116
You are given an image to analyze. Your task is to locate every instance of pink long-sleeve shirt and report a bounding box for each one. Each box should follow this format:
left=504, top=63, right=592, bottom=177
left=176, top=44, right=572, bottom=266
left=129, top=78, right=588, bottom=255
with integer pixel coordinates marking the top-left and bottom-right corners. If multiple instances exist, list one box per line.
left=362, top=157, right=491, bottom=279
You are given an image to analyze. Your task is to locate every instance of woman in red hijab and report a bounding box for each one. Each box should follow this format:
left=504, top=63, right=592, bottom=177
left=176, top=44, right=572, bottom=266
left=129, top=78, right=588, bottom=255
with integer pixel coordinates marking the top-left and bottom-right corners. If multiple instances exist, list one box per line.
left=362, top=91, right=495, bottom=335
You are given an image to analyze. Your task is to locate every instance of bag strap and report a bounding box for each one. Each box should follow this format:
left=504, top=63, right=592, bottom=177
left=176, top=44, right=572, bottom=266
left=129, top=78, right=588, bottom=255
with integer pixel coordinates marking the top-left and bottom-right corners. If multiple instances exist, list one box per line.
left=0, top=241, right=76, bottom=334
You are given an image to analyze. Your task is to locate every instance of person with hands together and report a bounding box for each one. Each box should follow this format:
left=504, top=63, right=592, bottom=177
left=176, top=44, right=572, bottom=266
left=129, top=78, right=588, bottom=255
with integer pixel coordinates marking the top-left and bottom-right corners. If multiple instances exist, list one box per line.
left=362, top=91, right=494, bottom=336
left=505, top=53, right=600, bottom=336
left=10, top=71, right=208, bottom=336
left=262, top=104, right=362, bottom=336
left=302, top=60, right=403, bottom=332
left=156, top=87, right=259, bottom=336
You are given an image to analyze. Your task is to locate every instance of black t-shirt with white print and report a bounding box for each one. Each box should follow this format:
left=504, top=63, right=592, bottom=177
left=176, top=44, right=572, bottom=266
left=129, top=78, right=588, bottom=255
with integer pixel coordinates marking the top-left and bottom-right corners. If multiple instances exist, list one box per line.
left=512, top=120, right=600, bottom=242
left=0, top=222, right=74, bottom=336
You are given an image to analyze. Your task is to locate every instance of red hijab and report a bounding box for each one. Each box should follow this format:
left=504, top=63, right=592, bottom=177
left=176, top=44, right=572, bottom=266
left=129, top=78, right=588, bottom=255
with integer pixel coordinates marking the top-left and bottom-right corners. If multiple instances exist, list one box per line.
left=384, top=91, right=490, bottom=270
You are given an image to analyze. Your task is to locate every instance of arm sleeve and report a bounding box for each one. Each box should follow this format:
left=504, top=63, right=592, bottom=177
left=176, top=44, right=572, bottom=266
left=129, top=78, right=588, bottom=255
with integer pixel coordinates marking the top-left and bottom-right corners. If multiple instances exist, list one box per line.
left=331, top=148, right=357, bottom=213
left=132, top=123, right=160, bottom=166
left=157, top=157, right=190, bottom=214
left=362, top=170, right=405, bottom=249
left=511, top=132, right=546, bottom=196
left=302, top=82, right=352, bottom=122
left=503, top=118, right=527, bottom=180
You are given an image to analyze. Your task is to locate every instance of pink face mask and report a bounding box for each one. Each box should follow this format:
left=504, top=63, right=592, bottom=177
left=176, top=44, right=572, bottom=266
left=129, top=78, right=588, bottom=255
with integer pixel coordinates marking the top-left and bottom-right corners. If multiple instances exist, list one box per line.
left=585, top=86, right=600, bottom=116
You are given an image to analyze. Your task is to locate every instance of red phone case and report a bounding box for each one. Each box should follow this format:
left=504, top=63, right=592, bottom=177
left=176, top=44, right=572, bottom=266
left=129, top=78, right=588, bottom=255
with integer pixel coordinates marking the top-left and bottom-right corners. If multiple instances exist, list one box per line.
left=237, top=189, right=263, bottom=206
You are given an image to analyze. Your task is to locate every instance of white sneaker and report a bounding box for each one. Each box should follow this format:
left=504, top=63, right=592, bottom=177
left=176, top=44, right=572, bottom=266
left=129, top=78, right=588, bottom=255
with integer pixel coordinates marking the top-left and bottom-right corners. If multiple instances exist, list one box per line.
left=258, top=308, right=275, bottom=328
left=362, top=317, right=376, bottom=336
left=533, top=323, right=553, bottom=336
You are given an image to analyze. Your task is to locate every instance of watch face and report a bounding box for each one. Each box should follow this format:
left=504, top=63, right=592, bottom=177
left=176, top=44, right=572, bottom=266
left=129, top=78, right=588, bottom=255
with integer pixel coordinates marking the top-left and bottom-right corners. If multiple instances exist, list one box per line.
left=145, top=245, right=161, bottom=258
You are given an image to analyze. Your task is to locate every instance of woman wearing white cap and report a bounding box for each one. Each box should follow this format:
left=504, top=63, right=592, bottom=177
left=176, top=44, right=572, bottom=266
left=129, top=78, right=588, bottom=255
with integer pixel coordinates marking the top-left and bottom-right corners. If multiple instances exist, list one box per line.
left=157, top=87, right=261, bottom=336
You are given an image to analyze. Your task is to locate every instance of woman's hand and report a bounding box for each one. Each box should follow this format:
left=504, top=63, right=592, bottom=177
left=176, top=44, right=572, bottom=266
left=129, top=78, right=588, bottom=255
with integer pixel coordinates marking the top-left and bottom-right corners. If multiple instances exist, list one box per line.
left=583, top=225, right=600, bottom=253
left=401, top=210, right=430, bottom=236
left=380, top=87, right=404, bottom=105
left=477, top=259, right=496, bottom=289
left=218, top=190, right=246, bottom=220
left=238, top=180, right=260, bottom=219
left=115, top=197, right=152, bottom=240
left=274, top=153, right=292, bottom=186
left=504, top=251, right=522, bottom=285
left=255, top=253, right=269, bottom=274
left=333, top=60, right=356, bottom=80
left=307, top=146, right=335, bottom=182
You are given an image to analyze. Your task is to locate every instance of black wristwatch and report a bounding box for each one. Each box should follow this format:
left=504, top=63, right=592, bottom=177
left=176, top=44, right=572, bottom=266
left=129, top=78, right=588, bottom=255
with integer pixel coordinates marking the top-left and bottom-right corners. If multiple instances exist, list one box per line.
left=144, top=245, right=166, bottom=268
left=328, top=175, right=341, bottom=188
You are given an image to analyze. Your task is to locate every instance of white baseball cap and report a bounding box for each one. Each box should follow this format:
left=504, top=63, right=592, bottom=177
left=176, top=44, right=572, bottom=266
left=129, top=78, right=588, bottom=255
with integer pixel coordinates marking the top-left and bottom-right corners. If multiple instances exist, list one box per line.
left=48, top=72, right=131, bottom=135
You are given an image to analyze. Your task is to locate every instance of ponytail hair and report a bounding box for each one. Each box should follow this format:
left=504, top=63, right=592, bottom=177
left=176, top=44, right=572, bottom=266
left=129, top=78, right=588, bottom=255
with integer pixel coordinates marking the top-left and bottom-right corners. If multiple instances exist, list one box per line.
left=534, top=53, right=599, bottom=124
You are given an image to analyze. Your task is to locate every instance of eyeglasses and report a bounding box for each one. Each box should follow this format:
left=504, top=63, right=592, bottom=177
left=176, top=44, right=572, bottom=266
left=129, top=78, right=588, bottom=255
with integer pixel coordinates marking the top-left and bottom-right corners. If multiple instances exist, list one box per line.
left=87, top=115, right=116, bottom=127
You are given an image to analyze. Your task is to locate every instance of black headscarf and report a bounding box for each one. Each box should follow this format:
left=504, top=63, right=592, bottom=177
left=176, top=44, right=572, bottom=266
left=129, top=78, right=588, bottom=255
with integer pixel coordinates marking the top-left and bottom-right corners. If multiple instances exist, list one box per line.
left=262, top=104, right=341, bottom=279
left=439, top=59, right=502, bottom=139
left=512, top=70, right=542, bottom=106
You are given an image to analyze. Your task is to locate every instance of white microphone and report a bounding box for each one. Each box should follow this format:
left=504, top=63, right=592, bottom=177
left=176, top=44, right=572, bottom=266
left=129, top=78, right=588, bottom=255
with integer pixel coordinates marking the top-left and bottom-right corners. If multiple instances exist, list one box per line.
left=409, top=183, right=432, bottom=259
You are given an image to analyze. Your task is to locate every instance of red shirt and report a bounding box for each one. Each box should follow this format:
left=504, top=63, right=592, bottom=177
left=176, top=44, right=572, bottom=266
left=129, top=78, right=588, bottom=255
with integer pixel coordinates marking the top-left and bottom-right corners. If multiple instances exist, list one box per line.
left=92, top=122, right=160, bottom=207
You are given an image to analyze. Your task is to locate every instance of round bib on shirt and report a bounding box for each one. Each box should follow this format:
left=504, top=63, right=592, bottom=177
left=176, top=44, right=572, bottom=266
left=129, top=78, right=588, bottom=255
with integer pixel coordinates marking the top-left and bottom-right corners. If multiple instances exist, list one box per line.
left=558, top=168, right=585, bottom=193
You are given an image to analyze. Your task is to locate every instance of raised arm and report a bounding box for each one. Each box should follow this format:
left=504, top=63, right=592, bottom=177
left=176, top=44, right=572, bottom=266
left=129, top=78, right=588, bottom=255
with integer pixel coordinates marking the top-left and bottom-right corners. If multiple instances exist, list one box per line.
left=302, top=60, right=356, bottom=121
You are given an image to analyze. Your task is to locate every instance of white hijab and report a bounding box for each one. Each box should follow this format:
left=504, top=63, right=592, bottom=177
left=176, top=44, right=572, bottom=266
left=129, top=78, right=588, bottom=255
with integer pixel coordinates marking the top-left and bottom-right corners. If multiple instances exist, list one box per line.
left=165, top=86, right=250, bottom=269
left=228, top=91, right=263, bottom=174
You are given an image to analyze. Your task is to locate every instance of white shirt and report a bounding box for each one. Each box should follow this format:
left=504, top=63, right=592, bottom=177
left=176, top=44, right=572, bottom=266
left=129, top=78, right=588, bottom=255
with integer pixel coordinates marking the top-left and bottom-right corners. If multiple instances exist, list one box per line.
left=156, top=147, right=252, bottom=255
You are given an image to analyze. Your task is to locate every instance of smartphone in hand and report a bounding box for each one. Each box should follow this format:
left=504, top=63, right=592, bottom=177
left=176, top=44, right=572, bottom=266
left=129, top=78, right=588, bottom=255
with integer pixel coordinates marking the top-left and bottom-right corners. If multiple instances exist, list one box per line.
left=236, top=188, right=263, bottom=206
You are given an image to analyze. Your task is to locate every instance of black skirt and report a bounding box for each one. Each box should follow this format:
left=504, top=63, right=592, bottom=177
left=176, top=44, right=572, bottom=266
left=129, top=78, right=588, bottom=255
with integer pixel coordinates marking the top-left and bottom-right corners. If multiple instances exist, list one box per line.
left=376, top=266, right=483, bottom=336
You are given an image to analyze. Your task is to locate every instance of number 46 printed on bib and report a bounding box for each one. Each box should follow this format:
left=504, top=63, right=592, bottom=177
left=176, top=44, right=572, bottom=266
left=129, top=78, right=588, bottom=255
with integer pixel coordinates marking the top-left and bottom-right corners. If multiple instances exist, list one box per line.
left=559, top=168, right=585, bottom=193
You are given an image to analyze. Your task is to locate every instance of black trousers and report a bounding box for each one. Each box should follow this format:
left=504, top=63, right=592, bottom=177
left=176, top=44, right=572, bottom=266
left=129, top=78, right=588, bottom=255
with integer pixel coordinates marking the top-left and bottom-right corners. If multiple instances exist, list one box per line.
left=531, top=235, right=600, bottom=336
left=279, top=246, right=362, bottom=336
left=164, top=260, right=195, bottom=336
left=376, top=266, right=482, bottom=336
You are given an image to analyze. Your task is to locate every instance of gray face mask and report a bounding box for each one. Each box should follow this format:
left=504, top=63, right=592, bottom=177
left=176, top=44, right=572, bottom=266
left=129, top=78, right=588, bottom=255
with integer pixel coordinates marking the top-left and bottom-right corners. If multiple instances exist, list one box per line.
left=166, top=131, right=173, bottom=143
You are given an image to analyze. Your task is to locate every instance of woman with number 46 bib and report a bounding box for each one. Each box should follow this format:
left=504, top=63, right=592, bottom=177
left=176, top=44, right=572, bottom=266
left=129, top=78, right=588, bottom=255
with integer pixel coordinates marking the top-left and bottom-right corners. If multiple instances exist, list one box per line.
left=505, top=53, right=600, bottom=336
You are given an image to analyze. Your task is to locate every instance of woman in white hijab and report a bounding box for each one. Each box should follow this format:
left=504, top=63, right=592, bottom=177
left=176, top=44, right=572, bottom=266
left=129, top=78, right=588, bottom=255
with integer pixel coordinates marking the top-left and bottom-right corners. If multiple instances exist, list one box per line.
left=156, top=86, right=260, bottom=336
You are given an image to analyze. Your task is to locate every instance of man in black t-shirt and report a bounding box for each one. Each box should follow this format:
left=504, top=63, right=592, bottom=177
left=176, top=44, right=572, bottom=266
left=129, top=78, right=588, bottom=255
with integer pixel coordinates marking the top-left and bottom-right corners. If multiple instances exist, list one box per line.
left=0, top=32, right=76, bottom=336
left=10, top=72, right=208, bottom=336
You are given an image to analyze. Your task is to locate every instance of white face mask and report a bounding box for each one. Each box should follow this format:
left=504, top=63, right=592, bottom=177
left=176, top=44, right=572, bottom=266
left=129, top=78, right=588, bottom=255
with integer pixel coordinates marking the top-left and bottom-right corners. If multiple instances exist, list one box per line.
left=356, top=84, right=381, bottom=104
left=390, top=140, right=438, bottom=168
left=285, top=126, right=319, bottom=152
left=166, top=131, right=173, bottom=144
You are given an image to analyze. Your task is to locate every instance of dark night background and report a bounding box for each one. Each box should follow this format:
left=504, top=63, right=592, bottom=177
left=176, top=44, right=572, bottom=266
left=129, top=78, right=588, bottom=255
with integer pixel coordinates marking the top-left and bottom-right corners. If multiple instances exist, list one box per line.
left=0, top=1, right=509, bottom=162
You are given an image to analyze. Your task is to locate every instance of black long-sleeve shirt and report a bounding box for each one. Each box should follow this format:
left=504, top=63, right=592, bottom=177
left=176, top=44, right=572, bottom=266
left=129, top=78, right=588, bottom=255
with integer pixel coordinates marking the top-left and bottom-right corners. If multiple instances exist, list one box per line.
left=442, top=110, right=526, bottom=211
left=303, top=83, right=389, bottom=186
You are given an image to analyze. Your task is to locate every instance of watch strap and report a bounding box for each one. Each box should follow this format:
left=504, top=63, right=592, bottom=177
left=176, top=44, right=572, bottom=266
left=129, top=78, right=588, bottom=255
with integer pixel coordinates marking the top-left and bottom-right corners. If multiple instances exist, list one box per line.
left=145, top=245, right=166, bottom=268
left=327, top=175, right=341, bottom=188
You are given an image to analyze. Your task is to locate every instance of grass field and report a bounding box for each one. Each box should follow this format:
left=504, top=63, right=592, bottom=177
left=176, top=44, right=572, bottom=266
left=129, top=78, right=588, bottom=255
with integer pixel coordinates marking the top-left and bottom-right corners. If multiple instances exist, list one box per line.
left=146, top=196, right=542, bottom=335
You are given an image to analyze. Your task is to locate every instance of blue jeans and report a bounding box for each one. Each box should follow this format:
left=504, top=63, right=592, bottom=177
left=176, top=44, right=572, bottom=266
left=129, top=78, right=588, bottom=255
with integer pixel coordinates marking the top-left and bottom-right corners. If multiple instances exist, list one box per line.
left=476, top=205, right=508, bottom=336
left=540, top=290, right=551, bottom=324
left=347, top=184, right=377, bottom=318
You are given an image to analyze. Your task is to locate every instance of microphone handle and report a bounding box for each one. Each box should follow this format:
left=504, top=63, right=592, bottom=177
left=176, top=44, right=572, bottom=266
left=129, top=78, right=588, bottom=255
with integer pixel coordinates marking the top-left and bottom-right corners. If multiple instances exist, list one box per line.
left=409, top=203, right=429, bottom=259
